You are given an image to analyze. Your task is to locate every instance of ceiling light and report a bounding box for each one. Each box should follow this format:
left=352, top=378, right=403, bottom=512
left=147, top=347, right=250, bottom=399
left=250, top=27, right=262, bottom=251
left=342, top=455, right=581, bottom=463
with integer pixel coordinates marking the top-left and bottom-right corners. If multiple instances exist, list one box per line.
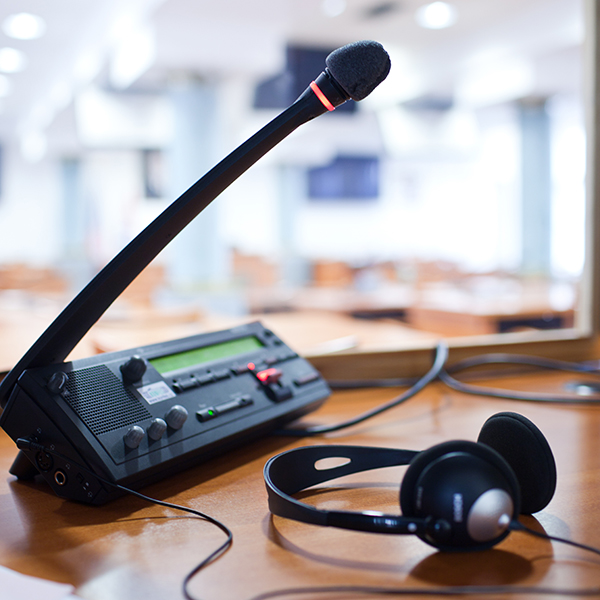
left=0, top=47, right=27, bottom=73
left=0, top=74, right=12, bottom=97
left=415, top=2, right=458, bottom=29
left=110, top=22, right=156, bottom=89
left=3, top=12, right=47, bottom=40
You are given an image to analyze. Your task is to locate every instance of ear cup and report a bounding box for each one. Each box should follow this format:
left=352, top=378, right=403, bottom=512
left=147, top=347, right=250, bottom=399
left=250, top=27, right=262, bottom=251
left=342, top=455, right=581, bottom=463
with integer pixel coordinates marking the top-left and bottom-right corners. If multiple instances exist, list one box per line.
left=477, top=412, right=556, bottom=515
left=400, top=440, right=520, bottom=551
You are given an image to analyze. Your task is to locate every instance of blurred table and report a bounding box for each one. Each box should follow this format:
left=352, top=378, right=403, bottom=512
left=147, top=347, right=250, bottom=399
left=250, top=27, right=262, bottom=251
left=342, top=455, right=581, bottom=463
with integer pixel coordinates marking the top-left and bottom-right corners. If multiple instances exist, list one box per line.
left=0, top=368, right=599, bottom=599
left=406, top=279, right=576, bottom=336
left=406, top=304, right=575, bottom=336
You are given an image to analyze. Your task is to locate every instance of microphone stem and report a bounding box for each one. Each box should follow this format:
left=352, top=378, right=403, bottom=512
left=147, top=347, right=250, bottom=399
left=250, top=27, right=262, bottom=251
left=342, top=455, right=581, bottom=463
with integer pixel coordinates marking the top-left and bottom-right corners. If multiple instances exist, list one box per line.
left=0, top=83, right=334, bottom=408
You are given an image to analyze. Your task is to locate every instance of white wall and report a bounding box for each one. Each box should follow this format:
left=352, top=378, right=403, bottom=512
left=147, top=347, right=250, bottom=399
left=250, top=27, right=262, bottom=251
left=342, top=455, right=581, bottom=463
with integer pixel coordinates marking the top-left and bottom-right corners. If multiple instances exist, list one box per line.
left=0, top=89, right=585, bottom=283
left=220, top=102, right=524, bottom=275
left=0, top=145, right=63, bottom=265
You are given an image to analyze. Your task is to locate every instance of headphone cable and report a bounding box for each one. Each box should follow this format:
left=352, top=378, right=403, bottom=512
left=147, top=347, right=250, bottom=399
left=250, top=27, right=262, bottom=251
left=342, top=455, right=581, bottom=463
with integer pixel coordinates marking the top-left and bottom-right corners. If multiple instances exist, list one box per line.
left=245, top=583, right=600, bottom=599
left=243, top=520, right=600, bottom=599
left=14, top=438, right=231, bottom=600
left=510, top=519, right=600, bottom=557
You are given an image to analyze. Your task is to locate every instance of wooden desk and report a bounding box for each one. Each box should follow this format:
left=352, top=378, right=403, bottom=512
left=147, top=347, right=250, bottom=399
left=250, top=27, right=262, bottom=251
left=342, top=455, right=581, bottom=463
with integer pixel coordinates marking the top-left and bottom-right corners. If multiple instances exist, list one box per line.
left=0, top=369, right=599, bottom=599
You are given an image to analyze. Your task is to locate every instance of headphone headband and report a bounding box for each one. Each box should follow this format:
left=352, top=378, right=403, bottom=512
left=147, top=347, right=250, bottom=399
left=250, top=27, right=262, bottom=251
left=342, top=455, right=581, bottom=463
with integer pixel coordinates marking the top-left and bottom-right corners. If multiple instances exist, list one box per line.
left=264, top=445, right=445, bottom=536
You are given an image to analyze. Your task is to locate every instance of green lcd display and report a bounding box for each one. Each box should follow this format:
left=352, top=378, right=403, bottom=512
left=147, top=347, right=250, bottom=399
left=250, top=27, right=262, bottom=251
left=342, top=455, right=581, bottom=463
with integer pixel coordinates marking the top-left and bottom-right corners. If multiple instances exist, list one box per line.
left=149, top=335, right=264, bottom=375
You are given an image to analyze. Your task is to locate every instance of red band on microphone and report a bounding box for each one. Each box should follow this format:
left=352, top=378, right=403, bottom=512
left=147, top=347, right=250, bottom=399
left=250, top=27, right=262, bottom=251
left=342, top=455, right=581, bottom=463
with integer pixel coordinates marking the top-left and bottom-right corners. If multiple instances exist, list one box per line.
left=310, top=81, right=335, bottom=111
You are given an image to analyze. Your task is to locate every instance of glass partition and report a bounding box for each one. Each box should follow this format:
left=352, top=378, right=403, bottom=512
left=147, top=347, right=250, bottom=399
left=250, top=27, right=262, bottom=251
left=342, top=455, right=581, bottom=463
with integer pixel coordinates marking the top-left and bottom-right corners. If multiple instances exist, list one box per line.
left=0, top=0, right=597, bottom=378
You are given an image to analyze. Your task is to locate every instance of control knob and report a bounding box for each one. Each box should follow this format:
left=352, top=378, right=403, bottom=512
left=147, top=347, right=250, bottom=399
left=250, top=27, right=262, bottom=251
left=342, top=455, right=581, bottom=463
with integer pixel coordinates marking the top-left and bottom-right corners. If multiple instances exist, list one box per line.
left=165, top=405, right=188, bottom=429
left=120, top=355, right=147, bottom=384
left=47, top=371, right=69, bottom=394
left=147, top=418, right=168, bottom=440
left=123, top=425, right=145, bottom=449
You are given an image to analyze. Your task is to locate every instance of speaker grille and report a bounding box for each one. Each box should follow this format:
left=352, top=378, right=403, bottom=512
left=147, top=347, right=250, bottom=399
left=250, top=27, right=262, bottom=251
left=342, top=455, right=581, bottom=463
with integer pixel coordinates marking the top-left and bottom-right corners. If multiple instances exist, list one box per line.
left=64, top=365, right=152, bottom=435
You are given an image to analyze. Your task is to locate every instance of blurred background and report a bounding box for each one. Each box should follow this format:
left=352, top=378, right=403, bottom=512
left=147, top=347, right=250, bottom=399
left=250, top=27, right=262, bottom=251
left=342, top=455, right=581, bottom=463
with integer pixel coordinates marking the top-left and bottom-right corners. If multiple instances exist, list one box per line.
left=0, top=0, right=587, bottom=366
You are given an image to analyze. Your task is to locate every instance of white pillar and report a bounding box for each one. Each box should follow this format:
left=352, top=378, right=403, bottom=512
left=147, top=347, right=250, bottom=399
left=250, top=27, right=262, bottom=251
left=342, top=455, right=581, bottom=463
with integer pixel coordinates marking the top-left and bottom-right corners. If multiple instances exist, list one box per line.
left=165, top=76, right=230, bottom=290
left=519, top=98, right=552, bottom=276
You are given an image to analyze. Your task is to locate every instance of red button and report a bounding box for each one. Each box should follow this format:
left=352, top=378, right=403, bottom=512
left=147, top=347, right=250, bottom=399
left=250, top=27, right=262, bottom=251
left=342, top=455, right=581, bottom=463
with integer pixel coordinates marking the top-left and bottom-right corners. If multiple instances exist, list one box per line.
left=256, top=368, right=282, bottom=384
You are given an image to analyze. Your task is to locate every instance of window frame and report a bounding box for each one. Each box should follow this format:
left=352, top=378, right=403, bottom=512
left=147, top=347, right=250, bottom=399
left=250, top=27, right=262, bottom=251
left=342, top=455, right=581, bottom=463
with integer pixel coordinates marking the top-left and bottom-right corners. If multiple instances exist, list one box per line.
left=310, top=0, right=600, bottom=381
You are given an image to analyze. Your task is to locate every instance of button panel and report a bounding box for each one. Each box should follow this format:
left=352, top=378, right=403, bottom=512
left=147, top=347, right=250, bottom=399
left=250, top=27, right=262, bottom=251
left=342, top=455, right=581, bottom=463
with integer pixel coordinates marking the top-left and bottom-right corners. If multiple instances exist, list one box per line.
left=42, top=322, right=330, bottom=465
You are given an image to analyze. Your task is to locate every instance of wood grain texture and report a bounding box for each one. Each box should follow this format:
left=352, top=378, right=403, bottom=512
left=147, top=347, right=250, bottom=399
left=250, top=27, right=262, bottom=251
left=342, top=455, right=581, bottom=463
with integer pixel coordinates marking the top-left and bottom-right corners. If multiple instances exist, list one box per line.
left=0, top=370, right=599, bottom=599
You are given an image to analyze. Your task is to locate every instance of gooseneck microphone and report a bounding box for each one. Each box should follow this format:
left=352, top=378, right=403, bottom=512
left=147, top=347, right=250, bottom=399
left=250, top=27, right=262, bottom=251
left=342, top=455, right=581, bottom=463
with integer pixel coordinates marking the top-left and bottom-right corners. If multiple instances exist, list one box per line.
left=0, top=40, right=390, bottom=409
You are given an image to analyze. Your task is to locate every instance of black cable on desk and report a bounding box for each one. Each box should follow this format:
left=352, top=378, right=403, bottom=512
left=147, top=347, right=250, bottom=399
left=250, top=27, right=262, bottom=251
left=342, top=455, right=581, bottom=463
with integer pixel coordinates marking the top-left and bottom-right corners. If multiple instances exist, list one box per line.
left=323, top=348, right=600, bottom=405
left=246, top=584, right=600, bottom=599
left=439, top=352, right=600, bottom=403
left=14, top=438, right=232, bottom=600
left=245, top=520, right=600, bottom=599
left=275, top=341, right=449, bottom=436
left=327, top=375, right=422, bottom=389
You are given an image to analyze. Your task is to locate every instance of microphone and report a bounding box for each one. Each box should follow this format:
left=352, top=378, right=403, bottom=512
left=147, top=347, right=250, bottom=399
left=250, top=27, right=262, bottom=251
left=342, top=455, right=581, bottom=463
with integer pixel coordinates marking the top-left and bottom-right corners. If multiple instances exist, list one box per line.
left=0, top=40, right=391, bottom=409
left=325, top=40, right=391, bottom=101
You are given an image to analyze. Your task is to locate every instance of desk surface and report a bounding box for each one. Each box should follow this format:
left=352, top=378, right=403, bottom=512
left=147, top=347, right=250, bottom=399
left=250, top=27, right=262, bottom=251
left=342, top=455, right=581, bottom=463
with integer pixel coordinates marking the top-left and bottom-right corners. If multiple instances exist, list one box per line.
left=0, top=369, right=599, bottom=599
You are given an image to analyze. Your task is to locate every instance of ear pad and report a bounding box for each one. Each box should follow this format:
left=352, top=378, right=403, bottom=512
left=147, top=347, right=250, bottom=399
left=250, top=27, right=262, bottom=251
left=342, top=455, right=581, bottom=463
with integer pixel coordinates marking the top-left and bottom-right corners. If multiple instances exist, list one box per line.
left=477, top=412, right=556, bottom=515
left=400, top=440, right=520, bottom=551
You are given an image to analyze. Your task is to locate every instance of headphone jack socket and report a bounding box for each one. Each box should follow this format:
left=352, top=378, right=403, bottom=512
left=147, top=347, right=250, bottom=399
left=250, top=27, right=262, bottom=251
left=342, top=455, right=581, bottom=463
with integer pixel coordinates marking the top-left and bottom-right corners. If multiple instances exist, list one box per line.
left=54, top=470, right=67, bottom=486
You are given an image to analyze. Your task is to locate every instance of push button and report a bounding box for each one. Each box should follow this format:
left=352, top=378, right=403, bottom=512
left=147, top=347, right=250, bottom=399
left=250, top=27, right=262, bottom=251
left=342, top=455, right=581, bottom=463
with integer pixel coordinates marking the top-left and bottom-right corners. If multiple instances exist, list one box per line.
left=197, top=407, right=218, bottom=422
left=256, top=368, right=283, bottom=385
left=212, top=369, right=231, bottom=381
left=251, top=367, right=292, bottom=402
left=195, top=373, right=215, bottom=386
left=196, top=396, right=253, bottom=422
left=173, top=377, right=198, bottom=392
left=231, top=364, right=250, bottom=375
left=294, top=372, right=320, bottom=386
left=265, top=385, right=293, bottom=402
left=216, top=395, right=253, bottom=414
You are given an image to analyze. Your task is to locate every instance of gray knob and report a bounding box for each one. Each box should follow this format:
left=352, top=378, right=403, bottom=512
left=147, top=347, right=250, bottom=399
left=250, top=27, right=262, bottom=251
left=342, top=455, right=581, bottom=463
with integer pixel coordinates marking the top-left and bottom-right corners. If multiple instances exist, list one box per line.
left=120, top=355, right=147, bottom=383
left=165, top=405, right=188, bottom=429
left=147, top=418, right=168, bottom=440
left=123, top=425, right=145, bottom=449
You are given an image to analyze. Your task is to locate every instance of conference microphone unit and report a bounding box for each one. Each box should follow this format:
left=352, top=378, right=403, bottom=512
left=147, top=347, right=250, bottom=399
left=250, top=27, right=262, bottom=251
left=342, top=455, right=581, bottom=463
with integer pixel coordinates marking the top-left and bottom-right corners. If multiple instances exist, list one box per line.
left=0, top=41, right=391, bottom=504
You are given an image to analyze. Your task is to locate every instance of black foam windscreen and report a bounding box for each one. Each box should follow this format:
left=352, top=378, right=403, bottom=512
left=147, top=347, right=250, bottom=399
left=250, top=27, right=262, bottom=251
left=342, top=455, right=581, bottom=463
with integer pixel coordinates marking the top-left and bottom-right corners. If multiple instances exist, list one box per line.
left=325, top=40, right=391, bottom=101
left=477, top=412, right=557, bottom=514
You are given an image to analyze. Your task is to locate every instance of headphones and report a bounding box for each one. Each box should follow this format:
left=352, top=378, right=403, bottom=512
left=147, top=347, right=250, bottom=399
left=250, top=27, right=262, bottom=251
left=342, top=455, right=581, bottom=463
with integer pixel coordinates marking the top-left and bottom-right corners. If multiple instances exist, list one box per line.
left=264, top=412, right=557, bottom=551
